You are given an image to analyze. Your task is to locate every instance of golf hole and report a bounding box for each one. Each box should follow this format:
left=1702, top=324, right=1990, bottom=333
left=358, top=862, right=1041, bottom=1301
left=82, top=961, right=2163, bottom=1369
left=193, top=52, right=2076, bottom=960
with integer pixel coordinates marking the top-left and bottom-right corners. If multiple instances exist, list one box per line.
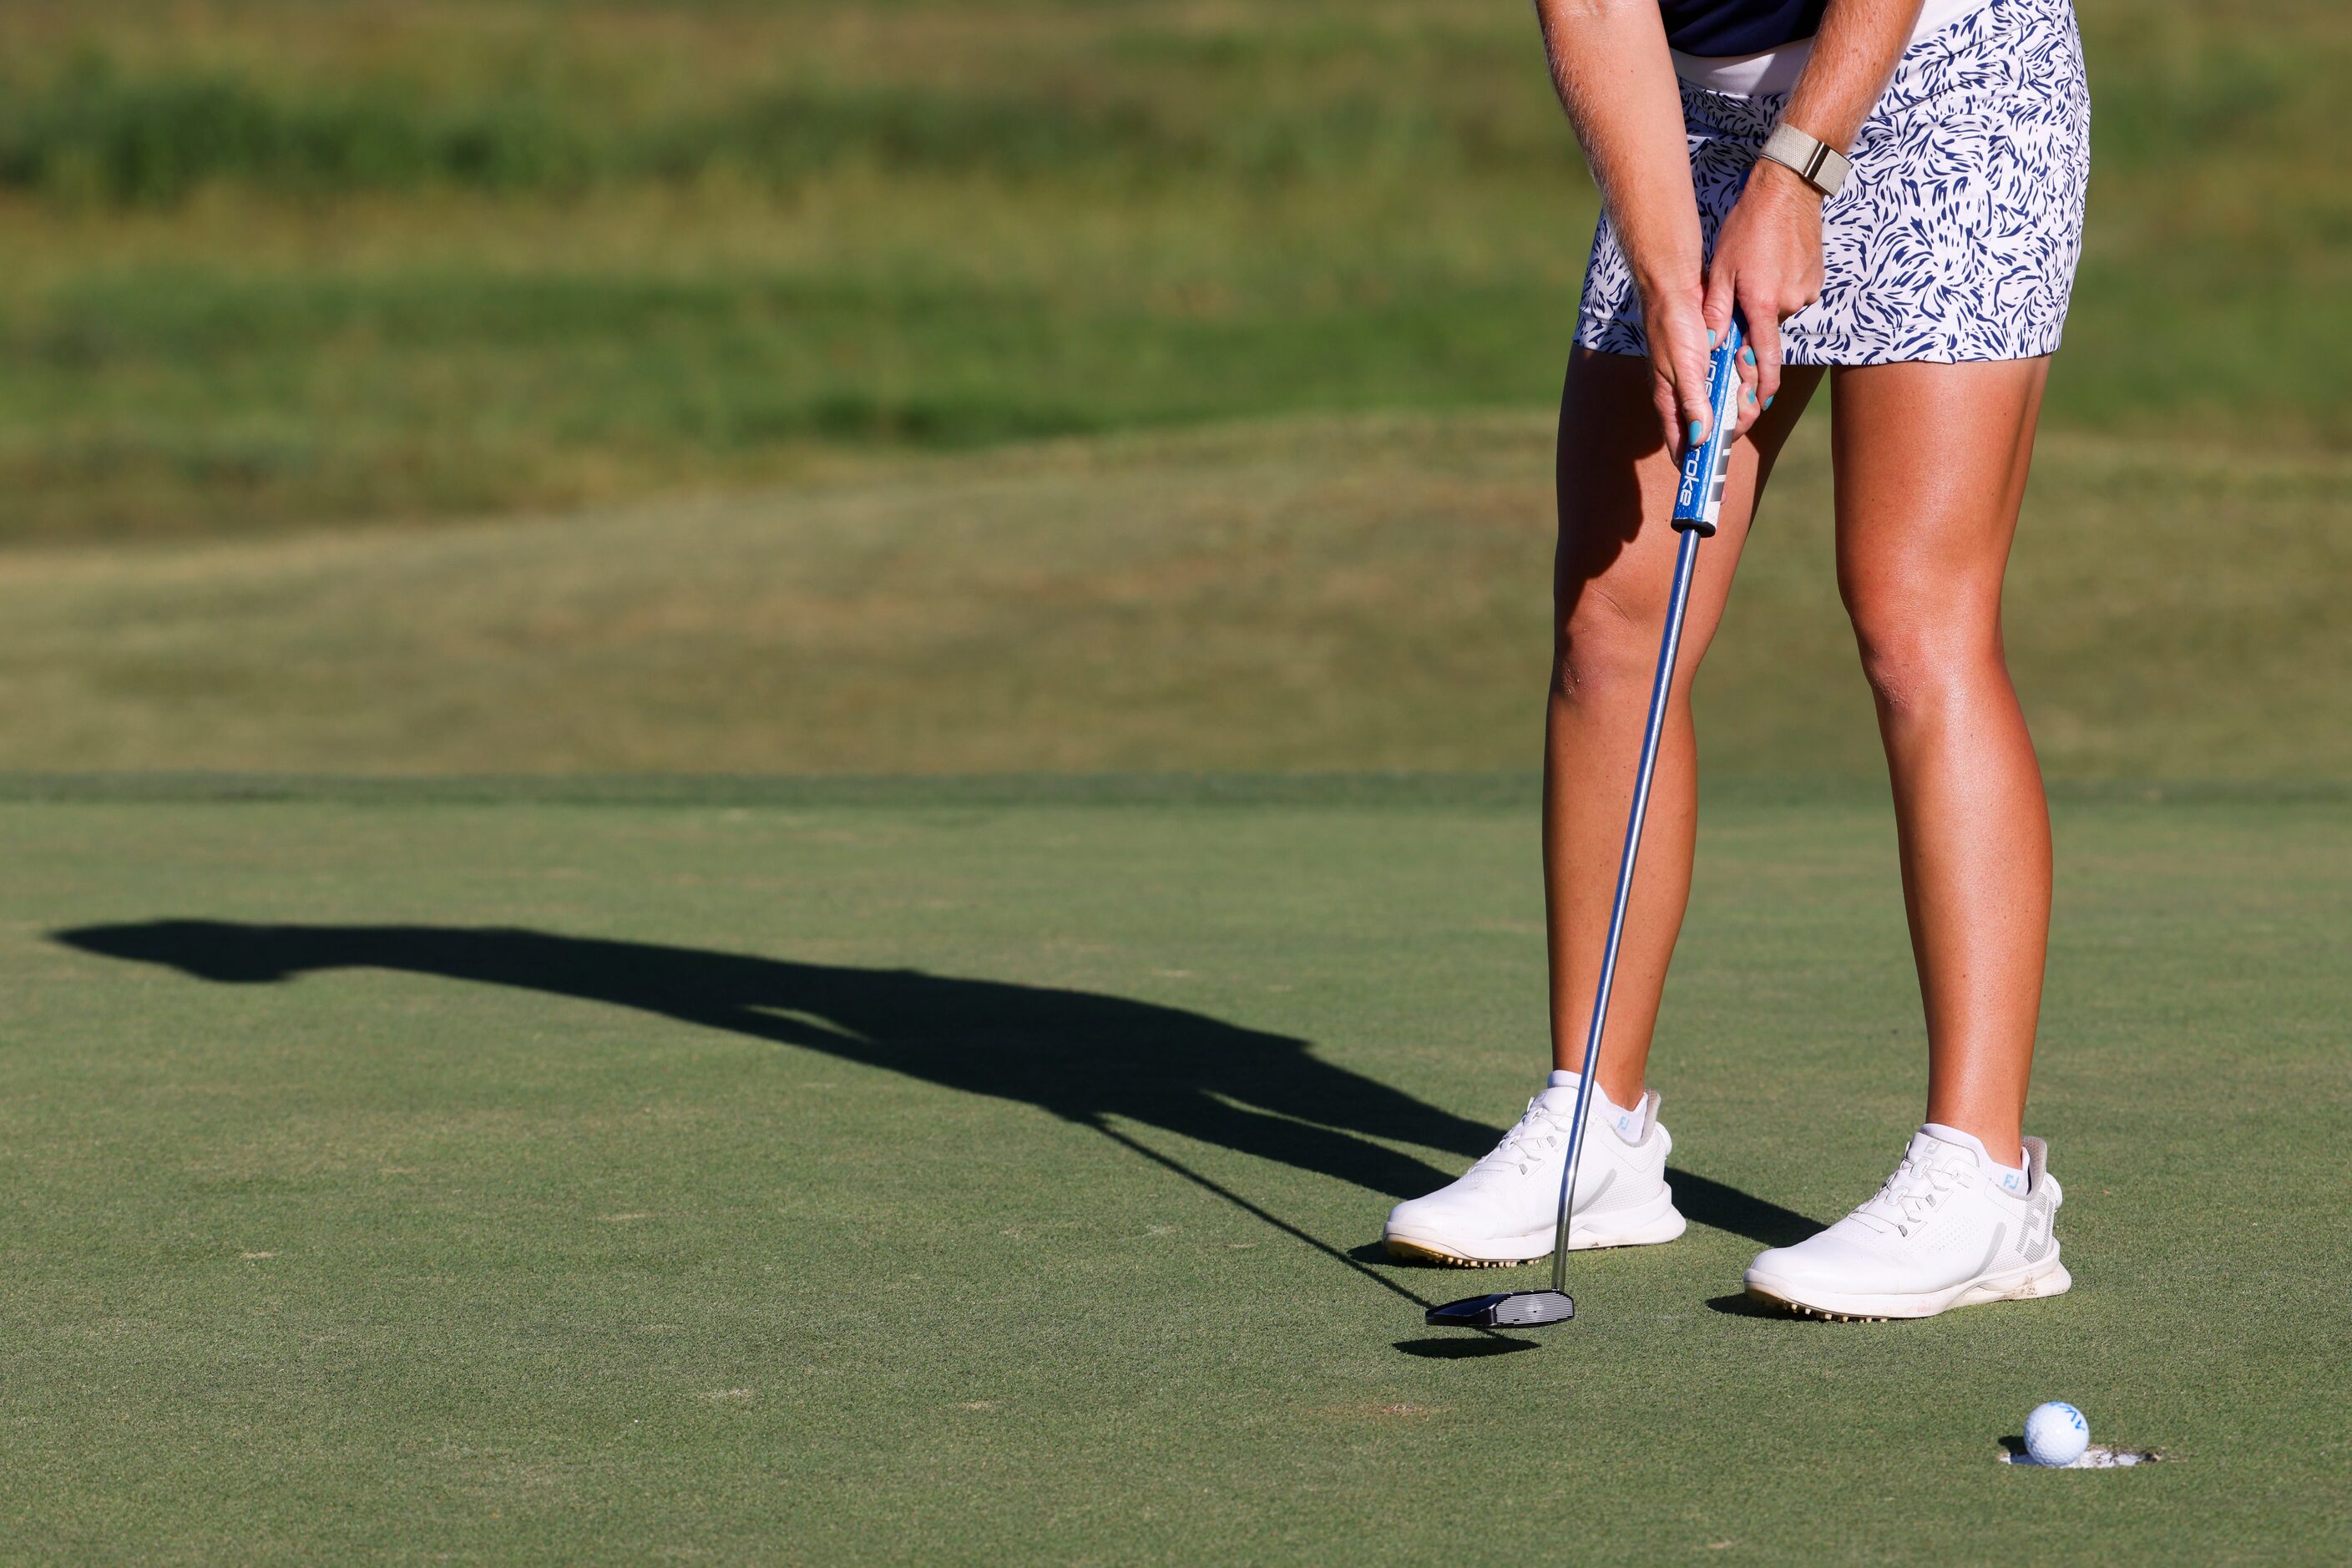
left=1999, top=1443, right=2162, bottom=1469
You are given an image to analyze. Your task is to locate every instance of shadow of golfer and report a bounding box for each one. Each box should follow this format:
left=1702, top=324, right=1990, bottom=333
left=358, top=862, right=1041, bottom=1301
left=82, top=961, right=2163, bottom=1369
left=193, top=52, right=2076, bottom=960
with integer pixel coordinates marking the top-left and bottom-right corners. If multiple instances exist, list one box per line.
left=53, top=920, right=1498, bottom=1200
left=52, top=919, right=1821, bottom=1311
left=1667, top=1168, right=1818, bottom=1249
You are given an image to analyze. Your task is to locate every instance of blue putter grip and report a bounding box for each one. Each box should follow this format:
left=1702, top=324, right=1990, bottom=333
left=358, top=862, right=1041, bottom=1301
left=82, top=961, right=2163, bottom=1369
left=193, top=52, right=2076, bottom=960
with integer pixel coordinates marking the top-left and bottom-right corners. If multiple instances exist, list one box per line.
left=1672, top=316, right=1745, bottom=536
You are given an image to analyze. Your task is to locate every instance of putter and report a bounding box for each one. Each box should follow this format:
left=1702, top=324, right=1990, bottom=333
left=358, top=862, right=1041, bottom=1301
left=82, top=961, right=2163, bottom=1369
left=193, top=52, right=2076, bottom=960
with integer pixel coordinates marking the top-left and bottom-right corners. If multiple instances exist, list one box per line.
left=1427, top=317, right=1748, bottom=1333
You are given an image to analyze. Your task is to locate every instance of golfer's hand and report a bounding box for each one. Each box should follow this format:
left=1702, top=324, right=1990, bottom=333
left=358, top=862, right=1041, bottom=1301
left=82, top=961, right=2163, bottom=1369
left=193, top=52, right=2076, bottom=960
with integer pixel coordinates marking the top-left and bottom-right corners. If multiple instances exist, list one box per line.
left=1637, top=281, right=1721, bottom=458
left=1701, top=158, right=1825, bottom=438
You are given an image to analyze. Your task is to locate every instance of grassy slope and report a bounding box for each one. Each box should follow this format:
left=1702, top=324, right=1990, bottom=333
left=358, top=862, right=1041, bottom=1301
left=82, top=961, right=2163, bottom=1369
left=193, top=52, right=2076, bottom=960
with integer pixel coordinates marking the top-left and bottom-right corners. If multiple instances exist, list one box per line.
left=0, top=411, right=2341, bottom=778
left=0, top=0, right=2344, bottom=540
left=2, top=785, right=2344, bottom=1560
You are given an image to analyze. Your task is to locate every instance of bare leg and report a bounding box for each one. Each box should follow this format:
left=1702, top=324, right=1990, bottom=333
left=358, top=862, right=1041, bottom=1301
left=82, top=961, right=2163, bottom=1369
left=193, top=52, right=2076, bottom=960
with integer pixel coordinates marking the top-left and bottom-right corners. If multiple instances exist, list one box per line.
left=1831, top=359, right=2053, bottom=1166
left=1546, top=349, right=1822, bottom=1103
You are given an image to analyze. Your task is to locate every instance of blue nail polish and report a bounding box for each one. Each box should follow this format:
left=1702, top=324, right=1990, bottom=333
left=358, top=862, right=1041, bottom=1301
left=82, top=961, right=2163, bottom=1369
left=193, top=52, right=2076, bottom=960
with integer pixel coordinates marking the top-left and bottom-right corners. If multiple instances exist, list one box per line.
left=1707, top=330, right=1717, bottom=348
left=1742, top=346, right=1755, bottom=366
left=1687, top=419, right=1702, bottom=445
left=1765, top=395, right=1775, bottom=409
left=1746, top=388, right=1757, bottom=404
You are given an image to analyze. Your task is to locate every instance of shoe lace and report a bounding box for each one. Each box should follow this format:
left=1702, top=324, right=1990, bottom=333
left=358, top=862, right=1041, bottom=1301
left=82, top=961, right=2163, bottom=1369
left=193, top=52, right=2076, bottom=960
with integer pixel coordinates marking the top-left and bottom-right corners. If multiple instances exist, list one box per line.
left=1852, top=1150, right=1975, bottom=1238
left=1474, top=1097, right=1572, bottom=1176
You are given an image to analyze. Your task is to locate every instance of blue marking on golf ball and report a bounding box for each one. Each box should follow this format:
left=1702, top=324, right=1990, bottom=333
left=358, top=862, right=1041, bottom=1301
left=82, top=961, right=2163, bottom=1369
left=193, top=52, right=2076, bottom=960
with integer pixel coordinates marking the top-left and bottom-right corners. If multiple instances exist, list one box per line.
left=2024, top=1400, right=2090, bottom=1466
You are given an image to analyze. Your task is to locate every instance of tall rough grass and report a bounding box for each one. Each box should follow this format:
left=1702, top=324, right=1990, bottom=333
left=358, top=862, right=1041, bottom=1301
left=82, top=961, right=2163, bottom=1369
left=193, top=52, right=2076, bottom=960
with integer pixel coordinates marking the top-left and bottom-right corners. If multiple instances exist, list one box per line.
left=0, top=0, right=2340, bottom=540
left=0, top=28, right=1578, bottom=206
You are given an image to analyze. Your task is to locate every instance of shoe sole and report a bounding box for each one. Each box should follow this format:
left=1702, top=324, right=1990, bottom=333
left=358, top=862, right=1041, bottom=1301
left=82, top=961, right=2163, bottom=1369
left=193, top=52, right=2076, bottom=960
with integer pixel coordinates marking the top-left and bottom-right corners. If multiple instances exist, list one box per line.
left=1383, top=1201, right=1687, bottom=1268
left=1743, top=1256, right=2073, bottom=1322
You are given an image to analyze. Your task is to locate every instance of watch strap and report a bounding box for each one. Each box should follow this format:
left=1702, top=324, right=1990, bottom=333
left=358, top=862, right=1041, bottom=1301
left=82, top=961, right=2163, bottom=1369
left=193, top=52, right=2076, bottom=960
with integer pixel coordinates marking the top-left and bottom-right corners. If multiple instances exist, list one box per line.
left=1759, top=123, right=1852, bottom=197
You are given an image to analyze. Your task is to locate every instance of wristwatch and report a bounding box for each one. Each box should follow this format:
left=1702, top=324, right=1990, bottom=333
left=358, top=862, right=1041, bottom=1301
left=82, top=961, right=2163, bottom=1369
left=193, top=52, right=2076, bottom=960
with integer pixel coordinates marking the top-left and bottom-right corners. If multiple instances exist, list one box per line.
left=1758, top=123, right=1852, bottom=198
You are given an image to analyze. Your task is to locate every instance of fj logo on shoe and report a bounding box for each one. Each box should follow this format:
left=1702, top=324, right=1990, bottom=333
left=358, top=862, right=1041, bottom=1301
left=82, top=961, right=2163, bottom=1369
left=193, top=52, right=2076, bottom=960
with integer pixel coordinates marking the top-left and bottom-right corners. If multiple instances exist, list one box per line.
left=2020, top=1201, right=2054, bottom=1262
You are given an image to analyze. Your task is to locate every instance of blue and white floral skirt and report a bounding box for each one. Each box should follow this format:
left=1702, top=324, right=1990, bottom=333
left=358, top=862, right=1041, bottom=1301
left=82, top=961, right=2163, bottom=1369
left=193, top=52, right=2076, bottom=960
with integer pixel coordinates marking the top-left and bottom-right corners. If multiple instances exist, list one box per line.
left=1575, top=0, right=2091, bottom=365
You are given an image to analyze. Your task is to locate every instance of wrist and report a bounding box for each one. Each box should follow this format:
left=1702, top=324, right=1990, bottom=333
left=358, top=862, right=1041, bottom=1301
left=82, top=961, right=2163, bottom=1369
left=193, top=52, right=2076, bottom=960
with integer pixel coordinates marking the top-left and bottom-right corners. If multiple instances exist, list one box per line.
left=1630, top=255, right=1702, bottom=314
left=1756, top=122, right=1849, bottom=198
left=1748, top=156, right=1825, bottom=208
left=1612, top=216, right=1704, bottom=310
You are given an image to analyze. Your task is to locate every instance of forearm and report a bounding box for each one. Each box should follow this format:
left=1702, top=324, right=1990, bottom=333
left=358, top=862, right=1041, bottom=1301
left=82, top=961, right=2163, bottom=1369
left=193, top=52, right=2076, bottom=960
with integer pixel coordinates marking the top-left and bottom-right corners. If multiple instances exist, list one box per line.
left=1534, top=0, right=1697, bottom=298
left=1780, top=0, right=1925, bottom=150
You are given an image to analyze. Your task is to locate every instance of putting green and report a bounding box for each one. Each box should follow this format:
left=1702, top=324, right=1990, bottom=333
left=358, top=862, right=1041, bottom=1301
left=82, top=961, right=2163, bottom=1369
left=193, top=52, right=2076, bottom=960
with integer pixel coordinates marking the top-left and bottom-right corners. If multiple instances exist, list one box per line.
left=3, top=780, right=2344, bottom=1560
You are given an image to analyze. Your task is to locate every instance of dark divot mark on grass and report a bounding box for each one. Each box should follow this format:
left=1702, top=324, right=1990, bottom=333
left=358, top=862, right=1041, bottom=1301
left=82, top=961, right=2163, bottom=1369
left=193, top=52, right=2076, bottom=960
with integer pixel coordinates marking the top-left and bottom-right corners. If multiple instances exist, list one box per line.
left=1667, top=1168, right=1821, bottom=1248
left=1394, top=1337, right=1539, bottom=1360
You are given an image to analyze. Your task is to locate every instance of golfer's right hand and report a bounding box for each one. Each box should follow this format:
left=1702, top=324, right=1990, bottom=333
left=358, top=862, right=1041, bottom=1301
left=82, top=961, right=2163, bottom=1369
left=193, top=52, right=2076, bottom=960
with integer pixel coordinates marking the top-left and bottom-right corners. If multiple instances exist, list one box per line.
left=1637, top=283, right=1748, bottom=457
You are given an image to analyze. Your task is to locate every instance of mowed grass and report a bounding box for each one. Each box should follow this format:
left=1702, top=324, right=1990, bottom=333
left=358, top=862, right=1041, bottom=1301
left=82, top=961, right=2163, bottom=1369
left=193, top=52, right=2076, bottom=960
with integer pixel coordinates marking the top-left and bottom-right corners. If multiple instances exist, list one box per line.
left=0, top=0, right=2344, bottom=540
left=2, top=782, right=2344, bottom=1560
left=0, top=411, right=2342, bottom=778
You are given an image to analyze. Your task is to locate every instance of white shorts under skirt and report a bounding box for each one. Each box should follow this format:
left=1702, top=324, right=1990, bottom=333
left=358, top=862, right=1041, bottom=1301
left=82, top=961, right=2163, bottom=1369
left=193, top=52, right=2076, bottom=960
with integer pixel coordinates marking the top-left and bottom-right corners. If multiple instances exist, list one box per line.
left=1576, top=0, right=2092, bottom=365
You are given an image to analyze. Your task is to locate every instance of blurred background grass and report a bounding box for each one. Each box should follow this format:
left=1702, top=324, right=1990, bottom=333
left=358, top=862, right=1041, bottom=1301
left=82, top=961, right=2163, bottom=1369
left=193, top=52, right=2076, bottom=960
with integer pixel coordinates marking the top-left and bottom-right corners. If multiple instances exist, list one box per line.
left=0, top=0, right=2343, bottom=774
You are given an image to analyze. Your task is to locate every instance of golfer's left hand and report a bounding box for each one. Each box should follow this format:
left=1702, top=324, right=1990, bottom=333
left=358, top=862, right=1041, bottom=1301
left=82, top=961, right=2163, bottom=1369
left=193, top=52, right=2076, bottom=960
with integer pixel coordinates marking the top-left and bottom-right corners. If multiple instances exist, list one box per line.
left=1701, top=158, right=1825, bottom=438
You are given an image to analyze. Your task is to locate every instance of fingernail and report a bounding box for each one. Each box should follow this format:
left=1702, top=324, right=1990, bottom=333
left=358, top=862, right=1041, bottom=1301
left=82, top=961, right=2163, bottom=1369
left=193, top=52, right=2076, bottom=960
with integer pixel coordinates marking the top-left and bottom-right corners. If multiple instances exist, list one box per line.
left=1743, top=346, right=1755, bottom=366
left=1746, top=388, right=1757, bottom=404
left=1707, top=330, right=1717, bottom=348
left=1687, top=419, right=1702, bottom=445
left=1765, top=395, right=1775, bottom=409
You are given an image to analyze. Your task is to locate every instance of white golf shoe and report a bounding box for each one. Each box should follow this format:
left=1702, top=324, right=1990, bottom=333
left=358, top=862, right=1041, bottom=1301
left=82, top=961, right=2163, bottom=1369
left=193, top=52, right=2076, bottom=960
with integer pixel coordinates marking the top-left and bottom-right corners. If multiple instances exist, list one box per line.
left=1743, top=1125, right=2073, bottom=1320
left=1383, top=1075, right=1687, bottom=1267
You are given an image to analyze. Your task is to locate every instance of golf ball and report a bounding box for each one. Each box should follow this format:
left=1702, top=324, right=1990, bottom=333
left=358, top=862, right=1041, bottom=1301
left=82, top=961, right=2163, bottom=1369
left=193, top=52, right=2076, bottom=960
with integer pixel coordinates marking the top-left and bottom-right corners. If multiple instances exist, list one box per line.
left=2025, top=1400, right=2090, bottom=1466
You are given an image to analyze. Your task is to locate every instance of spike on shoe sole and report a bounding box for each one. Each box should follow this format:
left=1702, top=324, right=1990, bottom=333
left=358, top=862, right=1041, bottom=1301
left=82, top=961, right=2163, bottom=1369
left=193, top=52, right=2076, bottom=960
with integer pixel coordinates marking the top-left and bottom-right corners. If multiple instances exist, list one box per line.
left=1746, top=1287, right=1890, bottom=1323
left=1381, top=1238, right=1540, bottom=1269
left=1383, top=1232, right=1673, bottom=1269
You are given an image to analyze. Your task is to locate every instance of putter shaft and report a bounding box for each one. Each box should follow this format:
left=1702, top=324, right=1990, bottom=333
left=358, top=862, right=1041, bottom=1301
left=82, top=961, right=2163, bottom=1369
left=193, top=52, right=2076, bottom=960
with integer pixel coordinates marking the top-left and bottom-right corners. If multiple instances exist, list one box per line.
left=1545, top=319, right=1746, bottom=1297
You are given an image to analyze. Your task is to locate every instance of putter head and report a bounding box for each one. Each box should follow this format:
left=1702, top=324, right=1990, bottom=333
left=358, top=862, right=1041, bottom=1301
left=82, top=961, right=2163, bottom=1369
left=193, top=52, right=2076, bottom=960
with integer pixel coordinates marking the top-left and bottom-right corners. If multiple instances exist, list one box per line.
left=1424, top=1289, right=1575, bottom=1329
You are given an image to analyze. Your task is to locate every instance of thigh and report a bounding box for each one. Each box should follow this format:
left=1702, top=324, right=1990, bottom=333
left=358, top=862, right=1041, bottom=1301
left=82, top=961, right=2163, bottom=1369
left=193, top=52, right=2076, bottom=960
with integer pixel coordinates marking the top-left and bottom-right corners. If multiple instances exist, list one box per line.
left=1829, top=358, right=2050, bottom=617
left=1557, top=347, right=1822, bottom=657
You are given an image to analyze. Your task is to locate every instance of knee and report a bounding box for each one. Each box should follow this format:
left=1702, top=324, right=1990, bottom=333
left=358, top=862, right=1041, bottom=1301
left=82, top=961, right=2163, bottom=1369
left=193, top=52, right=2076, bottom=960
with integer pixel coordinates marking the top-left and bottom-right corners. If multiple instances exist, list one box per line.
left=1550, top=589, right=1657, bottom=707
left=1853, top=627, right=1939, bottom=716
left=1843, top=589, right=2000, bottom=716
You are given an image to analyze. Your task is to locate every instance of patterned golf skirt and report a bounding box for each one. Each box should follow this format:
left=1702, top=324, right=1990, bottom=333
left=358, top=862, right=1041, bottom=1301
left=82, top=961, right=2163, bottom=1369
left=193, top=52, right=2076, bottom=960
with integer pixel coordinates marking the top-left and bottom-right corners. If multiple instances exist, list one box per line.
left=1575, top=0, right=2092, bottom=365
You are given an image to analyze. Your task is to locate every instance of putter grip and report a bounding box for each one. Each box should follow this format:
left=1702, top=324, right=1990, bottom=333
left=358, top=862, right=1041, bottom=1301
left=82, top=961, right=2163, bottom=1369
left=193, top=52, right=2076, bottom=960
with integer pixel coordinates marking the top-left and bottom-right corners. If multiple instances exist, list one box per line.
left=1672, top=316, right=1746, bottom=536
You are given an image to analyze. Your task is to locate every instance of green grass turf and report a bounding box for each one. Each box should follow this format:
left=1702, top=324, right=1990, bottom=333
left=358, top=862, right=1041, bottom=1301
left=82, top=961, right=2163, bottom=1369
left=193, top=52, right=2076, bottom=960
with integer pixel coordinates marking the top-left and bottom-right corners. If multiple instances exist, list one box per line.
left=0, top=410, right=2341, bottom=779
left=0, top=0, right=2344, bottom=540
left=3, top=781, right=2344, bottom=1560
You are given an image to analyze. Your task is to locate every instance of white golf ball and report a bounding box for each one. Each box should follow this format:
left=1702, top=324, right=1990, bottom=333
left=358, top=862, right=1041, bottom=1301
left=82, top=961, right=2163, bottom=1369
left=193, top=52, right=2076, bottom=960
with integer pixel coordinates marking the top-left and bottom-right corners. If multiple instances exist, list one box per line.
left=2024, top=1400, right=2090, bottom=1466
